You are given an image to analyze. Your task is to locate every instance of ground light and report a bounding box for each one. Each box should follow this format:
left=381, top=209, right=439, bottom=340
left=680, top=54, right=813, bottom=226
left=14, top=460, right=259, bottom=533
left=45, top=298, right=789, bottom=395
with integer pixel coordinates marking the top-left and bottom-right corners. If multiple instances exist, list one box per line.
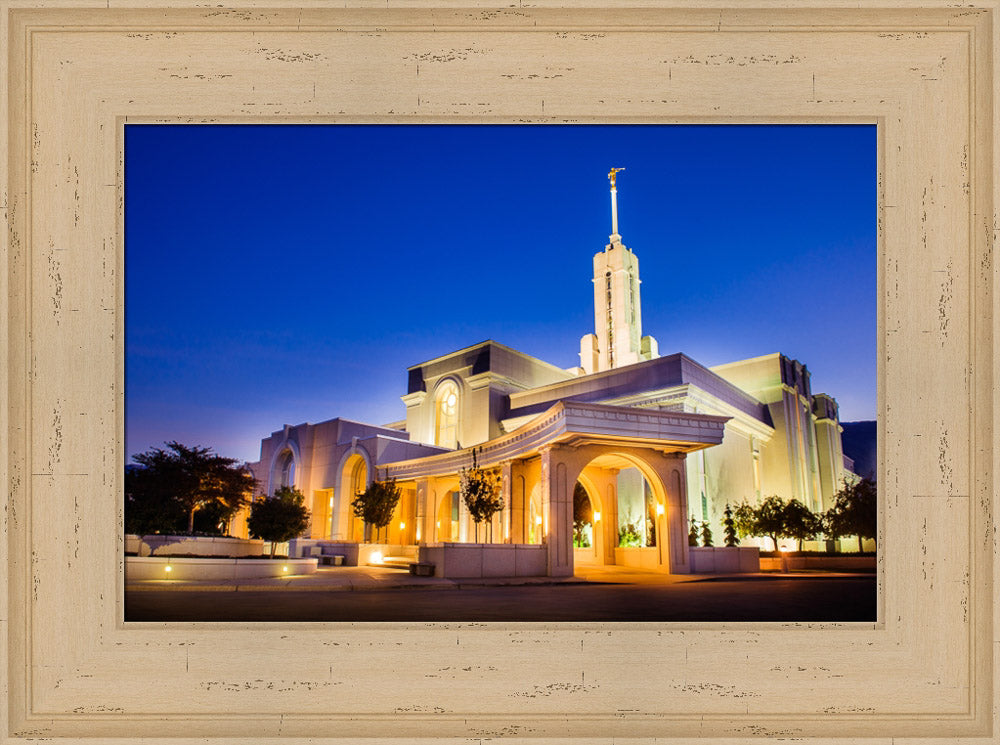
left=370, top=551, right=383, bottom=564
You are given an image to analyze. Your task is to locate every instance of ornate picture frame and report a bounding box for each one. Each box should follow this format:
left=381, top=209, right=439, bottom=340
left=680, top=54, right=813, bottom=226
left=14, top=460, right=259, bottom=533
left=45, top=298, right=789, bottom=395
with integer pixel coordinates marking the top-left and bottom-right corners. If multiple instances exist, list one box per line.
left=2, top=2, right=996, bottom=741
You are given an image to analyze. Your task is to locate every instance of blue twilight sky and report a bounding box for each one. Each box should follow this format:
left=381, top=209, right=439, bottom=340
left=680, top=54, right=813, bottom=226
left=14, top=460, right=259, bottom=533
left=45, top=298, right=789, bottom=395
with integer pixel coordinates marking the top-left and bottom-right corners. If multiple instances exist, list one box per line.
left=125, top=124, right=876, bottom=465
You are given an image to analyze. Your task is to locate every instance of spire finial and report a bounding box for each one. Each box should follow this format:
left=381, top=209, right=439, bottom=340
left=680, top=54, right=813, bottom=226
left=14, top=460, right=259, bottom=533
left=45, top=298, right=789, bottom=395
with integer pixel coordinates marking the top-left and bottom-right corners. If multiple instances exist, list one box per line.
left=608, top=167, right=625, bottom=240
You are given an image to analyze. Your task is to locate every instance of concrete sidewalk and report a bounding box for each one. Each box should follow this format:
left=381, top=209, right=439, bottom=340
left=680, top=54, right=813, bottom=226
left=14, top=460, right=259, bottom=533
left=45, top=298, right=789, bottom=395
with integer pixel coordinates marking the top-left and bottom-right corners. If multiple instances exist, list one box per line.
left=125, top=565, right=589, bottom=593
left=125, top=563, right=868, bottom=593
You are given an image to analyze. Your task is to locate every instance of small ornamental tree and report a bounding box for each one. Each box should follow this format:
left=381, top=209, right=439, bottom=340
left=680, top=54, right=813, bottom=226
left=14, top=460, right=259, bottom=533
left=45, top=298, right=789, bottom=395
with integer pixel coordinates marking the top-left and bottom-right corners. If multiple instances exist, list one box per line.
left=351, top=476, right=402, bottom=543
left=824, top=476, right=877, bottom=552
left=732, top=496, right=823, bottom=553
left=573, top=482, right=593, bottom=547
left=247, top=486, right=311, bottom=558
left=459, top=448, right=503, bottom=543
left=688, top=515, right=699, bottom=547
left=752, top=495, right=791, bottom=552
left=732, top=500, right=757, bottom=540
left=700, top=520, right=714, bottom=547
left=783, top=498, right=823, bottom=550
left=722, top=503, right=740, bottom=547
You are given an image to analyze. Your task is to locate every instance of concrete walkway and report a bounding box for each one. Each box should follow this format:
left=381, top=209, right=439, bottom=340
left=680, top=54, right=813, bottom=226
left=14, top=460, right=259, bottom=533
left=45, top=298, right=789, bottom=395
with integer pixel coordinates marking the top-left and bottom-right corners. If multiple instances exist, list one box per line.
left=125, top=563, right=869, bottom=593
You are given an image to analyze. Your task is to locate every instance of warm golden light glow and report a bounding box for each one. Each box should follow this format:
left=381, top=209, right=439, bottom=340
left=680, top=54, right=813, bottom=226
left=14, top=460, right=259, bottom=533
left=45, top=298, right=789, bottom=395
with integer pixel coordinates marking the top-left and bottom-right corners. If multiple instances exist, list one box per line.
left=656, top=503, right=665, bottom=516
left=371, top=551, right=384, bottom=564
left=535, top=516, right=543, bottom=526
left=399, top=522, right=405, bottom=530
left=282, top=565, right=289, bottom=572
left=593, top=511, right=601, bottom=522
left=164, top=565, right=172, bottom=573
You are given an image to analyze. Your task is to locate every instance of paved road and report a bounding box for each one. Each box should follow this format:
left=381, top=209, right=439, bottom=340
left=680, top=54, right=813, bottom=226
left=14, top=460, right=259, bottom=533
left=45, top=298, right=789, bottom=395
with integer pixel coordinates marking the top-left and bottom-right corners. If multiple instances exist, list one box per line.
left=125, top=575, right=876, bottom=622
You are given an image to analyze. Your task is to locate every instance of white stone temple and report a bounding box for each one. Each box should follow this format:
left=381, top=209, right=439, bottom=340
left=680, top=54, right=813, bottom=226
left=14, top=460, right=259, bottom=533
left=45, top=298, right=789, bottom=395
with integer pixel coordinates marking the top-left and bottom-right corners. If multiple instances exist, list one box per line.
left=240, top=169, right=859, bottom=577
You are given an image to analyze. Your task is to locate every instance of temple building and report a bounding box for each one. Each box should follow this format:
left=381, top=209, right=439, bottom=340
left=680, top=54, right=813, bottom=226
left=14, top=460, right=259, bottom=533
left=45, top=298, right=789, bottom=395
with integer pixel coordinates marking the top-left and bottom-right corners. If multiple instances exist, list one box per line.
left=244, top=170, right=858, bottom=577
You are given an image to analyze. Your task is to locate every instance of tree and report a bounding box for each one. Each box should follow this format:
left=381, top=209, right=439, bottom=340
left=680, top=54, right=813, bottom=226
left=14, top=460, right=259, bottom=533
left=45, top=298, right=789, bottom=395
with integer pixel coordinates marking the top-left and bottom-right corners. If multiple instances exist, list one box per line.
left=722, top=503, right=739, bottom=547
left=700, top=521, right=714, bottom=547
left=783, top=498, right=823, bottom=550
left=824, top=477, right=877, bottom=551
left=125, top=441, right=256, bottom=535
left=351, top=476, right=402, bottom=543
left=688, top=515, right=699, bottom=546
left=733, top=496, right=823, bottom=552
left=459, top=448, right=503, bottom=542
left=247, top=486, right=311, bottom=558
left=750, top=495, right=789, bottom=552
left=573, top=482, right=593, bottom=547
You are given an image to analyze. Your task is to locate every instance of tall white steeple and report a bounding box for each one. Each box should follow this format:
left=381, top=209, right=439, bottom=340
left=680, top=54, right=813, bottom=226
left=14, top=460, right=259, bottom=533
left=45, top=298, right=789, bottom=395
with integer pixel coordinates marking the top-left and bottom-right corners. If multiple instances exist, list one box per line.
left=579, top=168, right=658, bottom=374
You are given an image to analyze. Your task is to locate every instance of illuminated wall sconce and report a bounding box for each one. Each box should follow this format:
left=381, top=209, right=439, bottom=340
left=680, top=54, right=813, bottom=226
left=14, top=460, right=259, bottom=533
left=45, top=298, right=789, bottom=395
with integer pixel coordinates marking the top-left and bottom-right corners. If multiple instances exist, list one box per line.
left=656, top=504, right=665, bottom=516
left=593, top=511, right=601, bottom=522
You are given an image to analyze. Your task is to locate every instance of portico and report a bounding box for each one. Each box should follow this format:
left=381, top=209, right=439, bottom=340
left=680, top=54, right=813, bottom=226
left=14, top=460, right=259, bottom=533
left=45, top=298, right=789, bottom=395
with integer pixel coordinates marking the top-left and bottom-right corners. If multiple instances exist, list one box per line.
left=381, top=400, right=728, bottom=576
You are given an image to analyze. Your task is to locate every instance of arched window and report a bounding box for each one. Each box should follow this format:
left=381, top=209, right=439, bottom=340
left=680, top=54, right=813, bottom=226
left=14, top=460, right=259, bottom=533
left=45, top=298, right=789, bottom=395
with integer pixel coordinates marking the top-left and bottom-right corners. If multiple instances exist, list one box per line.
left=278, top=449, right=295, bottom=489
left=434, top=380, right=459, bottom=448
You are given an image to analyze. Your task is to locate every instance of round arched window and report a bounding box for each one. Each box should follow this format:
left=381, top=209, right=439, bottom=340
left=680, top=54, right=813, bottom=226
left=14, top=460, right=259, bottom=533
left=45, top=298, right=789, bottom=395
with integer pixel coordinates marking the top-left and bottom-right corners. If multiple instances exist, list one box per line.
left=434, top=381, right=459, bottom=448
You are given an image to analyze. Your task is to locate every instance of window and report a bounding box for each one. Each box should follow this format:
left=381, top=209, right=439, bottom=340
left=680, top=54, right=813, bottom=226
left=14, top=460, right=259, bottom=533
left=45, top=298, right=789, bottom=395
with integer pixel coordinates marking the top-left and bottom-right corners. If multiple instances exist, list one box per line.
left=434, top=380, right=459, bottom=448
left=278, top=449, right=295, bottom=488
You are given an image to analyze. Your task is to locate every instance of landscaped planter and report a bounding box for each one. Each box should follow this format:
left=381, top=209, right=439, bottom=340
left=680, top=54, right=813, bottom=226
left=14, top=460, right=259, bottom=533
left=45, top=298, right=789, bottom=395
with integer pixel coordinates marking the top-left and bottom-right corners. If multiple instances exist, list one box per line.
left=613, top=546, right=661, bottom=570
left=688, top=546, right=760, bottom=573
left=125, top=556, right=318, bottom=582
left=759, top=555, right=876, bottom=572
left=126, top=534, right=274, bottom=558
left=417, top=543, right=547, bottom=579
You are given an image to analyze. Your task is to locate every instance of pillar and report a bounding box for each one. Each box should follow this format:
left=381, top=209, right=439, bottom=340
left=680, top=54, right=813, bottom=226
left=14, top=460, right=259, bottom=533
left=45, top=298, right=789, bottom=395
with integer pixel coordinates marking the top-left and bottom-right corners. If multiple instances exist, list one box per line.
left=540, top=447, right=573, bottom=577
left=665, top=452, right=691, bottom=574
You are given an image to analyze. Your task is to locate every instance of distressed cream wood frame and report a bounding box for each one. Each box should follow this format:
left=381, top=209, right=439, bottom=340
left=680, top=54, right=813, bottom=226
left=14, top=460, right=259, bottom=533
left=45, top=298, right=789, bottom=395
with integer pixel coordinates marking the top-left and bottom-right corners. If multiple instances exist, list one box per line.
left=2, top=1, right=997, bottom=742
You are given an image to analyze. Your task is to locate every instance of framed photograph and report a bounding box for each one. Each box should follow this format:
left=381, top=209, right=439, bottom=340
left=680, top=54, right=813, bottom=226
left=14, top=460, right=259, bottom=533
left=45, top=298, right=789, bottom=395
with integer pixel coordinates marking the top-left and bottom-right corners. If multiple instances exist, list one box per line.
left=3, top=1, right=996, bottom=741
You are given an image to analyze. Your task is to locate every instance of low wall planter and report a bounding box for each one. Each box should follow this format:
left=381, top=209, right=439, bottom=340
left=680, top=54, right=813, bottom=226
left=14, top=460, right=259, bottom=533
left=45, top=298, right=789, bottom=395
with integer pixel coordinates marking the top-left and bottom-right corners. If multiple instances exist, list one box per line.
left=125, top=534, right=270, bottom=558
left=125, top=556, right=318, bottom=582
left=689, top=546, right=760, bottom=573
left=418, top=543, right=548, bottom=579
left=759, top=555, right=876, bottom=572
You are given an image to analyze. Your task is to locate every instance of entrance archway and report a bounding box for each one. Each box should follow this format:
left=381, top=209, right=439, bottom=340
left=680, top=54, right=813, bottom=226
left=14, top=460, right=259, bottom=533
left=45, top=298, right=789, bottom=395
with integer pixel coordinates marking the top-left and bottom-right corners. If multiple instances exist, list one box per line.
left=341, top=454, right=368, bottom=542
left=567, top=448, right=681, bottom=573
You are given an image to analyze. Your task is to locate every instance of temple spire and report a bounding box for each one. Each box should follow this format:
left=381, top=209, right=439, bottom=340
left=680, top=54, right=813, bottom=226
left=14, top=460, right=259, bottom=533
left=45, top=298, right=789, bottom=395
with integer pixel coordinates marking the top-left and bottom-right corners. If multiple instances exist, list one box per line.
left=608, top=166, right=625, bottom=241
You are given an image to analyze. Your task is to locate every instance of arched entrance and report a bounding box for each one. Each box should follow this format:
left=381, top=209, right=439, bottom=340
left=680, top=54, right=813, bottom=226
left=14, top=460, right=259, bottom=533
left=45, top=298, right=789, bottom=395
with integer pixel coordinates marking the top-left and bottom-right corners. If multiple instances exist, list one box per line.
left=567, top=448, right=685, bottom=573
left=341, top=454, right=368, bottom=542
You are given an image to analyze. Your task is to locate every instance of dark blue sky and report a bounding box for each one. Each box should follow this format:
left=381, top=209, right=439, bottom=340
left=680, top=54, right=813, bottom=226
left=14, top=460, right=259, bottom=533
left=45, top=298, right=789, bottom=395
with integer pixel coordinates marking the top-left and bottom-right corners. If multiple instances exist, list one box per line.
left=125, top=124, right=876, bottom=464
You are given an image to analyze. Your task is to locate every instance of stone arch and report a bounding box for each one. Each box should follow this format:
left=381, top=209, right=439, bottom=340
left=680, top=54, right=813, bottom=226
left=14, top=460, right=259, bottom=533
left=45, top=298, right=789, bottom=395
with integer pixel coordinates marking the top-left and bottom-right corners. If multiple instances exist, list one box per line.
left=564, top=448, right=674, bottom=571
left=334, top=446, right=373, bottom=541
left=266, top=438, right=301, bottom=496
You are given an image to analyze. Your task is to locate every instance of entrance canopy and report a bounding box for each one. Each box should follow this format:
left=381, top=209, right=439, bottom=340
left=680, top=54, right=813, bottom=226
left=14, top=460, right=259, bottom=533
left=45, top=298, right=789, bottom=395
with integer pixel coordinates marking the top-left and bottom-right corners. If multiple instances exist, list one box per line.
left=380, top=400, right=728, bottom=480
